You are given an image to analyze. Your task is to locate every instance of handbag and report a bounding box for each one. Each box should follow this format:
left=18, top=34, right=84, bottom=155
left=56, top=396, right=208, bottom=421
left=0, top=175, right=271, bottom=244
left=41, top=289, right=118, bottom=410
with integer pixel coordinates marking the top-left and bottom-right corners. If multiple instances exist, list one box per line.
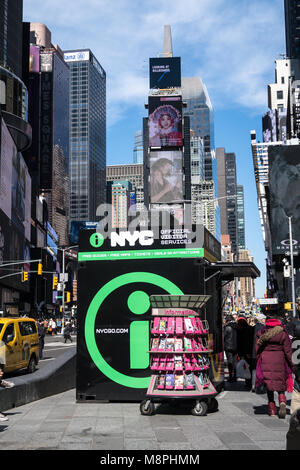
left=236, top=358, right=251, bottom=380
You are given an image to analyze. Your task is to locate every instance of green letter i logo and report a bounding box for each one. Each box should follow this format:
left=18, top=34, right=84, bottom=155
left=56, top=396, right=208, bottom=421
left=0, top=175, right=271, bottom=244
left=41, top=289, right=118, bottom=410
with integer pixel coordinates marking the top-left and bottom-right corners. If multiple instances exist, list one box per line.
left=128, top=291, right=150, bottom=369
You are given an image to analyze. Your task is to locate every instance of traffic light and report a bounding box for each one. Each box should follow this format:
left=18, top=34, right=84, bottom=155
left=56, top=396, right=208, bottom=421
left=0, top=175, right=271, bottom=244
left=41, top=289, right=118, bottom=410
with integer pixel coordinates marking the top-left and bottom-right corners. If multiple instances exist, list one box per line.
left=37, top=262, right=42, bottom=275
left=65, top=291, right=71, bottom=303
left=22, top=270, right=29, bottom=282
left=53, top=275, right=58, bottom=290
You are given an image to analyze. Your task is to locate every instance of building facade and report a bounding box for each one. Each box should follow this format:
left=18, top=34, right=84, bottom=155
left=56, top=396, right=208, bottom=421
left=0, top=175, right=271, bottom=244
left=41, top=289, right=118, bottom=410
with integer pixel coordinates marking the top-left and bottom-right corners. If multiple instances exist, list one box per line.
left=182, top=76, right=218, bottom=236
left=106, top=163, right=144, bottom=211
left=237, top=184, right=245, bottom=250
left=0, top=0, right=23, bottom=78
left=64, top=49, right=106, bottom=224
left=216, top=148, right=238, bottom=254
left=110, top=180, right=132, bottom=229
left=284, top=0, right=300, bottom=60
left=133, top=130, right=143, bottom=164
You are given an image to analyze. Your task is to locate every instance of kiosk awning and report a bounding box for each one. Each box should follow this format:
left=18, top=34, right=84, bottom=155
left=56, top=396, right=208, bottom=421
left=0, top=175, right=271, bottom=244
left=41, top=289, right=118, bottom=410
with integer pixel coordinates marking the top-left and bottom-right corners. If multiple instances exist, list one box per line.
left=205, top=262, right=260, bottom=281
left=150, top=295, right=211, bottom=310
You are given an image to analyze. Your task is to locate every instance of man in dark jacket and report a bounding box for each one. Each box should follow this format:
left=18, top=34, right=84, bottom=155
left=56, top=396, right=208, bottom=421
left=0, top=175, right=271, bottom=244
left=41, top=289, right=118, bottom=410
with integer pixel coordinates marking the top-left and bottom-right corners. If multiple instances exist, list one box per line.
left=251, top=314, right=266, bottom=392
left=224, top=315, right=238, bottom=383
left=236, top=316, right=254, bottom=389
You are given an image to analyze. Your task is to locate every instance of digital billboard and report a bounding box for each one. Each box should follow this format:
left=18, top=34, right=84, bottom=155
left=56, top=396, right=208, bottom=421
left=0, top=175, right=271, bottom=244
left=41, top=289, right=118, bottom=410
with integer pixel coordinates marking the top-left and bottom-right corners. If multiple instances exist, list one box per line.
left=29, top=45, right=40, bottom=73
left=149, top=57, right=181, bottom=89
left=148, top=96, right=183, bottom=148
left=269, top=145, right=300, bottom=254
left=262, top=110, right=277, bottom=143
left=149, top=150, right=183, bottom=204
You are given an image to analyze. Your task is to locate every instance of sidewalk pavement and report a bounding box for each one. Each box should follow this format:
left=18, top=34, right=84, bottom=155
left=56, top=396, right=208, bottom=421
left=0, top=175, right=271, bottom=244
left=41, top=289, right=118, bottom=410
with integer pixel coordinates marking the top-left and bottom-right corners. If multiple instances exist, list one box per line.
left=0, top=381, right=290, bottom=450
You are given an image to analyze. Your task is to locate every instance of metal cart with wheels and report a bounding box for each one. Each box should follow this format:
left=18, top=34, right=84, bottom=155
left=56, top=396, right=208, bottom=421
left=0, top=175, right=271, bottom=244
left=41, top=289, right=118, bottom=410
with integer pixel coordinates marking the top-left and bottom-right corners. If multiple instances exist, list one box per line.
left=140, top=294, right=219, bottom=417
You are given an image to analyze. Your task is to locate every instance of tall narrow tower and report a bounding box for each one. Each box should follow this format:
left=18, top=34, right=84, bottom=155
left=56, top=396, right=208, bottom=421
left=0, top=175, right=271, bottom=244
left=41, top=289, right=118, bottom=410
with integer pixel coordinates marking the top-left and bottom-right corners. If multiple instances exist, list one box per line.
left=162, top=25, right=173, bottom=57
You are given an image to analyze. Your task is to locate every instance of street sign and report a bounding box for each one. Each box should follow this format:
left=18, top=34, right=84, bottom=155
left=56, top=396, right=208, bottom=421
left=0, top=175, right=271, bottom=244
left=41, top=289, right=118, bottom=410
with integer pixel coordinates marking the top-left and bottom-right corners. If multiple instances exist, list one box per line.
left=59, top=273, right=68, bottom=282
left=258, top=298, right=278, bottom=305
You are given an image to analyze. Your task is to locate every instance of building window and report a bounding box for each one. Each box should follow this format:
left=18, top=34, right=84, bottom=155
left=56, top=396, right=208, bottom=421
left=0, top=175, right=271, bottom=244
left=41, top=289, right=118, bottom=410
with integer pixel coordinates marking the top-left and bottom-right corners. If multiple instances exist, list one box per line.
left=277, top=90, right=283, bottom=100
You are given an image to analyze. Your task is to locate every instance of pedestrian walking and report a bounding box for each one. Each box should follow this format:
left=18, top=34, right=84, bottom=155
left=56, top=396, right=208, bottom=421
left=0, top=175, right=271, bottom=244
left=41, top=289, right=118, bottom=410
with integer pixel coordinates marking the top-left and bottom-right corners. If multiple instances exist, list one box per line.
left=224, top=315, right=238, bottom=383
left=252, top=314, right=266, bottom=392
left=255, top=311, right=294, bottom=418
left=236, top=315, right=254, bottom=389
left=37, top=320, right=45, bottom=360
left=63, top=322, right=73, bottom=343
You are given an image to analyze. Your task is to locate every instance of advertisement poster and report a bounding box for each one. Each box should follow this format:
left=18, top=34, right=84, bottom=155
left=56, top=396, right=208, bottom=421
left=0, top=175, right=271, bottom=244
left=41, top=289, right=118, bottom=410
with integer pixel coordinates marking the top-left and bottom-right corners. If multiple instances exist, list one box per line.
left=269, top=145, right=300, bottom=254
left=149, top=57, right=181, bottom=89
left=148, top=96, right=183, bottom=148
left=149, top=150, right=183, bottom=204
left=29, top=45, right=40, bottom=73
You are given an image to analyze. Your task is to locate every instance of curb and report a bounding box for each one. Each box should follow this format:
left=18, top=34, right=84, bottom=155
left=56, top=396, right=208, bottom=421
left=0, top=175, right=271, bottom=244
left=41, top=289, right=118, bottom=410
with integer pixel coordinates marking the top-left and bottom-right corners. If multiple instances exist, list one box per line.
left=0, top=348, right=76, bottom=412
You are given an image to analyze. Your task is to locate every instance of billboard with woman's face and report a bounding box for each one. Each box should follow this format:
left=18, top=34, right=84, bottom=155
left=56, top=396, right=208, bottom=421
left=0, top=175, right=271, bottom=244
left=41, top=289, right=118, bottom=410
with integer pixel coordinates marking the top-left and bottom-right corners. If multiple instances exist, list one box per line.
left=149, top=151, right=183, bottom=204
left=148, top=96, right=183, bottom=148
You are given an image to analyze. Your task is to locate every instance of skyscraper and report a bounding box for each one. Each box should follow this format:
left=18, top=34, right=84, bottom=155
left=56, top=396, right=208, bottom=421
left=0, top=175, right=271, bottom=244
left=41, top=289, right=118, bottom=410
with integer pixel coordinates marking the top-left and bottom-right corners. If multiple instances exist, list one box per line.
left=24, top=27, right=70, bottom=247
left=216, top=148, right=238, bottom=254
left=182, top=76, right=219, bottom=237
left=284, top=0, right=300, bottom=60
left=133, top=130, right=143, bottom=164
left=110, top=180, right=132, bottom=228
left=0, top=0, right=23, bottom=77
left=182, top=77, right=215, bottom=180
left=64, top=49, right=106, bottom=224
left=236, top=184, right=245, bottom=250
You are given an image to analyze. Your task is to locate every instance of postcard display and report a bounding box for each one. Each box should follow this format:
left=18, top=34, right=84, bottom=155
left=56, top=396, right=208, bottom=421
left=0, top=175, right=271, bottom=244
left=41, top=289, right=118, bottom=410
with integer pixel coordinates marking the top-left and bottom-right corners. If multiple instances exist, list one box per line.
left=140, top=295, right=218, bottom=416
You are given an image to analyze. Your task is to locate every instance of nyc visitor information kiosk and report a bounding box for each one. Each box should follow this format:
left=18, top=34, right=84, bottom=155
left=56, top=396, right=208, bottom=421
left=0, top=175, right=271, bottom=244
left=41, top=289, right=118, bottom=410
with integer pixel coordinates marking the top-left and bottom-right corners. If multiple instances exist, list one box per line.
left=76, top=225, right=259, bottom=402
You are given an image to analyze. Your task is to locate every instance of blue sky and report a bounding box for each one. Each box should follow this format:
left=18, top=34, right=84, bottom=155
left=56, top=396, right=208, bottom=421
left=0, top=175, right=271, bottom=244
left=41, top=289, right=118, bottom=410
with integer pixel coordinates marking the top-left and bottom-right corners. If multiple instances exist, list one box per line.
left=23, top=0, right=286, bottom=297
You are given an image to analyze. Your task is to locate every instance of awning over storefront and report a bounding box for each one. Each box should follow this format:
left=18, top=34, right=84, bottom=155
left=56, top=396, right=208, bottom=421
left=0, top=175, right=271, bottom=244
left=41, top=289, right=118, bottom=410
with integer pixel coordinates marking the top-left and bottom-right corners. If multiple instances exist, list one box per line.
left=205, top=262, right=260, bottom=282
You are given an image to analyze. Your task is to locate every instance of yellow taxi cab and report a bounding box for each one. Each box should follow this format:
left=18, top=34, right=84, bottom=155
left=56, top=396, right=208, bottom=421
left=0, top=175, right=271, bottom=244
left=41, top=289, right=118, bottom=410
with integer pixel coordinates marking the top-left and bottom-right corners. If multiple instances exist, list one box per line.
left=0, top=317, right=39, bottom=374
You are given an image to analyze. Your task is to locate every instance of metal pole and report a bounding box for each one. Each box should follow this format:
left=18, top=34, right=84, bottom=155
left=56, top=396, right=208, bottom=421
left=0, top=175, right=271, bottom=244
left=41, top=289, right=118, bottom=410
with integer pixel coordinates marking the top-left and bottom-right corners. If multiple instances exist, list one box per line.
left=289, top=216, right=296, bottom=318
left=62, top=248, right=65, bottom=327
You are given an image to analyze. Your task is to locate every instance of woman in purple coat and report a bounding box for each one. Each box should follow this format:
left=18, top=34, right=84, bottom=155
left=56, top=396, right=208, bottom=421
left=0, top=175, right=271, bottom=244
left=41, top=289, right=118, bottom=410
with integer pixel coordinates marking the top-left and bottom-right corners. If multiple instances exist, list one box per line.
left=256, top=313, right=294, bottom=418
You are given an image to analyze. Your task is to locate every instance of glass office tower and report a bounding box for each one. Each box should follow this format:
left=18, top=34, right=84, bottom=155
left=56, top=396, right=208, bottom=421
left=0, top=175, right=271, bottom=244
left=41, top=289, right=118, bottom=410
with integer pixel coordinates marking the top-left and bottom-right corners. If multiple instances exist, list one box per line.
left=0, top=0, right=23, bottom=78
left=64, top=49, right=106, bottom=223
left=284, top=0, right=300, bottom=59
left=133, top=130, right=143, bottom=164
left=182, top=77, right=215, bottom=180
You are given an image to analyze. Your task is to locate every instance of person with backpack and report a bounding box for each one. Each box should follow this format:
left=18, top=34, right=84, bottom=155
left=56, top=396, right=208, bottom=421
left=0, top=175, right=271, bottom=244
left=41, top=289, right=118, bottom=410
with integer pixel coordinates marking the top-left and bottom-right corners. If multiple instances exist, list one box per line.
left=63, top=322, right=73, bottom=343
left=255, top=310, right=294, bottom=418
left=224, top=315, right=238, bottom=383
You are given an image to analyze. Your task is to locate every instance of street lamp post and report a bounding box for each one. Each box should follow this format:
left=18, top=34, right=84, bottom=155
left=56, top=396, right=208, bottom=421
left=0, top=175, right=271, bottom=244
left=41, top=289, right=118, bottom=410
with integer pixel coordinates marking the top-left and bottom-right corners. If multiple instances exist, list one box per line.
left=56, top=245, right=79, bottom=327
left=288, top=216, right=297, bottom=318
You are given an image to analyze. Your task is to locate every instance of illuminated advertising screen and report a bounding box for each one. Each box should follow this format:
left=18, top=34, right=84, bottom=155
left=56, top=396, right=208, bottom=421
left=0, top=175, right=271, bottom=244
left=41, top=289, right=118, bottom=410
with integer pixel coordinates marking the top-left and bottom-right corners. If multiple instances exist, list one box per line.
left=29, top=45, right=40, bottom=73
left=149, top=57, right=181, bottom=89
left=148, top=96, right=183, bottom=148
left=269, top=145, right=300, bottom=254
left=262, top=110, right=277, bottom=143
left=149, top=150, right=183, bottom=204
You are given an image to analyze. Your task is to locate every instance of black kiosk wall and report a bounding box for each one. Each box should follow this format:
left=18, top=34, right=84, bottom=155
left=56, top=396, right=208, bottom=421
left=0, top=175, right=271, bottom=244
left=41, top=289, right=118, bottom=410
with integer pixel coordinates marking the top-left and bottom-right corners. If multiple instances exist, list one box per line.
left=77, top=227, right=224, bottom=401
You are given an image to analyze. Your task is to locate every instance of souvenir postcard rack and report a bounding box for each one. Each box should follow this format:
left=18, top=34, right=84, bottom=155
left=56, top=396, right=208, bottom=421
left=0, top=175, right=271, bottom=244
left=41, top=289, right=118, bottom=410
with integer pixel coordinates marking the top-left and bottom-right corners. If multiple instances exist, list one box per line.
left=140, top=295, right=218, bottom=416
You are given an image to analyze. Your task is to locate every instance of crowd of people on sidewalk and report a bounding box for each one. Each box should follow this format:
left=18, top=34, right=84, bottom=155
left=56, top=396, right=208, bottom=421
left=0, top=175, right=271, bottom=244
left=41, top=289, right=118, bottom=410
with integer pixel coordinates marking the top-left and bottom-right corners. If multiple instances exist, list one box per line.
left=223, top=300, right=300, bottom=424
